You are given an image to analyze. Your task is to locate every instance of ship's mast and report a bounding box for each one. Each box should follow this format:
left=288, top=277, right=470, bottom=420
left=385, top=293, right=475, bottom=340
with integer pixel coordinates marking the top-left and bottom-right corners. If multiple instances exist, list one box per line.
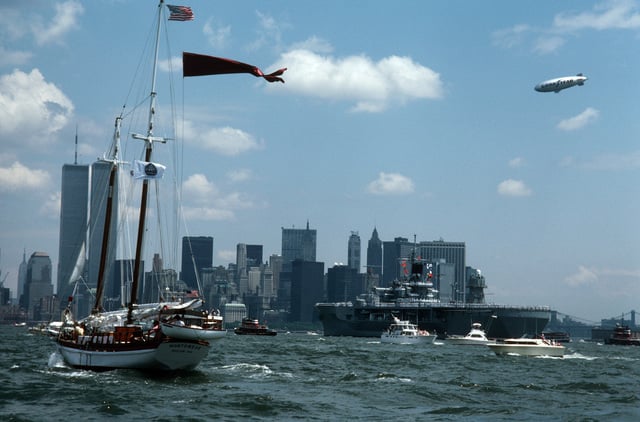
left=92, top=117, right=121, bottom=314
left=128, top=0, right=166, bottom=324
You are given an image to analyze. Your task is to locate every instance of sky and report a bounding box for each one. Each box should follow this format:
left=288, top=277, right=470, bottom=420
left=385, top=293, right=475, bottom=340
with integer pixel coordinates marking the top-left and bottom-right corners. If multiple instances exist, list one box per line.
left=1, top=0, right=639, bottom=323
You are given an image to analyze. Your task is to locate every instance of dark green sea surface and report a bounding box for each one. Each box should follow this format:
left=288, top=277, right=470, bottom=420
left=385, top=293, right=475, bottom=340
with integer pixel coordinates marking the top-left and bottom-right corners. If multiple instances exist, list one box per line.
left=1, top=325, right=638, bottom=421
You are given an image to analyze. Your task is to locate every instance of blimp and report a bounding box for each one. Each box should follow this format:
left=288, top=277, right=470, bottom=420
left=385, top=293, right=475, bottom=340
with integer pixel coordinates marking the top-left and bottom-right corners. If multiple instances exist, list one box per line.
left=534, top=73, right=588, bottom=93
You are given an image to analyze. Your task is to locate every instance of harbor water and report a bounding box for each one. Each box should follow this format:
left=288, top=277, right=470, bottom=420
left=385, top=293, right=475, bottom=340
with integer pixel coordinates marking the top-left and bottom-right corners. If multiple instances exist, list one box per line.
left=1, top=325, right=639, bottom=421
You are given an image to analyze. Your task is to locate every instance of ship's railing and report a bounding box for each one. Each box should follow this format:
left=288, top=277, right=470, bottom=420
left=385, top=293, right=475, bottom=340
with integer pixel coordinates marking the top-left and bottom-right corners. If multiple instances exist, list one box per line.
left=315, top=301, right=551, bottom=311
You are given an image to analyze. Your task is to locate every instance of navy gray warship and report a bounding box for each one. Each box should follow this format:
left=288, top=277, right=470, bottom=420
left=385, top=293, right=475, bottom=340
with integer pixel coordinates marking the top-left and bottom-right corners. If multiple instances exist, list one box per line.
left=316, top=258, right=551, bottom=338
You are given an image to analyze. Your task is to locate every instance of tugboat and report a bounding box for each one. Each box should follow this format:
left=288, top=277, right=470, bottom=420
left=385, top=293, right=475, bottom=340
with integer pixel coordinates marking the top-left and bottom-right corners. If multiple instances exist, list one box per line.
left=234, top=318, right=277, bottom=336
left=604, top=324, right=640, bottom=346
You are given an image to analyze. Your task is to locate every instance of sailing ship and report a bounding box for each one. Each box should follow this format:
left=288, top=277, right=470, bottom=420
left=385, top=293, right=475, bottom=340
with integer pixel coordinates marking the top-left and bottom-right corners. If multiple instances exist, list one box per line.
left=55, top=1, right=284, bottom=371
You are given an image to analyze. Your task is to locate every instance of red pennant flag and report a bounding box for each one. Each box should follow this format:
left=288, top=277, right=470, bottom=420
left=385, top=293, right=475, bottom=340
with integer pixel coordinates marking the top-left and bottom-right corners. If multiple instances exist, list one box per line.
left=183, top=52, right=286, bottom=83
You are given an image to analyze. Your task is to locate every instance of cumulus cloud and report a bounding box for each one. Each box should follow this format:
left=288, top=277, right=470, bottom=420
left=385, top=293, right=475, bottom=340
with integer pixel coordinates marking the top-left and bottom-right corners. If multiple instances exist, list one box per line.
left=33, top=0, right=84, bottom=45
left=184, top=122, right=263, bottom=156
left=271, top=44, right=444, bottom=112
left=367, top=172, right=414, bottom=195
left=0, top=69, right=74, bottom=147
left=181, top=173, right=256, bottom=221
left=557, top=107, right=599, bottom=131
left=497, top=179, right=532, bottom=197
left=0, top=161, right=50, bottom=192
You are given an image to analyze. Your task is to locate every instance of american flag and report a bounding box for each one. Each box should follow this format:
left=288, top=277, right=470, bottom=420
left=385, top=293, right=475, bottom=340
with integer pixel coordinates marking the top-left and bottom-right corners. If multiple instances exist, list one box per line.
left=167, top=5, right=194, bottom=21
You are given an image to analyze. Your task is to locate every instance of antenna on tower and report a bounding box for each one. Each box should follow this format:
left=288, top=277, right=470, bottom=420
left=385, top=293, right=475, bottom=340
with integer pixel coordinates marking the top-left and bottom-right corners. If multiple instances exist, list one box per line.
left=74, top=125, right=78, bottom=165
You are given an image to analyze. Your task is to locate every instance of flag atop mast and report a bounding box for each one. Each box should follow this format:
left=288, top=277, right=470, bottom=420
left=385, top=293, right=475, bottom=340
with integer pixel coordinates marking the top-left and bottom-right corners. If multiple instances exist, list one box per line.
left=167, top=4, right=194, bottom=21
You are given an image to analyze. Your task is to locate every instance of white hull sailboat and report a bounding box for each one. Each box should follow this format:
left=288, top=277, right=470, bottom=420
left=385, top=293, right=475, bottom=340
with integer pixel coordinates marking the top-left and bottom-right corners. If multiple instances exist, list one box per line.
left=55, top=0, right=285, bottom=371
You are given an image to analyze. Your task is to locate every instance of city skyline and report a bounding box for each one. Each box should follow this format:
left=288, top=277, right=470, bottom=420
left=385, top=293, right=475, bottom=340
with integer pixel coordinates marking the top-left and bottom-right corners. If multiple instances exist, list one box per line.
left=1, top=1, right=639, bottom=323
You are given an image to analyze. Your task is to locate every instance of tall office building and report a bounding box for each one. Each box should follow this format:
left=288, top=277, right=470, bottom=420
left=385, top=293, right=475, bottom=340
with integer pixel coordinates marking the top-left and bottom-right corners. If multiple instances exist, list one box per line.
left=24, top=252, right=53, bottom=319
left=382, top=237, right=409, bottom=286
left=417, top=240, right=466, bottom=302
left=181, top=236, right=213, bottom=290
left=17, top=250, right=27, bottom=304
left=246, top=244, right=263, bottom=267
left=326, top=264, right=359, bottom=302
left=236, top=243, right=247, bottom=275
left=382, top=237, right=466, bottom=301
left=290, top=260, right=324, bottom=322
left=366, top=227, right=382, bottom=276
left=281, top=221, right=316, bottom=270
left=57, top=163, right=89, bottom=303
left=347, top=231, right=361, bottom=272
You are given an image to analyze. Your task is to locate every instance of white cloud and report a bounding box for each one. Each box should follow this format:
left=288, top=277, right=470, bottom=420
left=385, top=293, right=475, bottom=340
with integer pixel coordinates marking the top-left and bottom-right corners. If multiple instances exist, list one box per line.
left=183, top=174, right=219, bottom=202
left=492, top=24, right=532, bottom=49
left=564, top=266, right=640, bottom=287
left=0, top=161, right=50, bottom=192
left=565, top=265, right=599, bottom=286
left=204, top=18, right=231, bottom=50
left=227, top=169, right=252, bottom=183
left=184, top=122, right=263, bottom=156
left=553, top=0, right=640, bottom=31
left=557, top=107, right=599, bottom=131
left=272, top=46, right=443, bottom=112
left=33, top=0, right=84, bottom=45
left=41, top=191, right=61, bottom=217
left=497, top=179, right=532, bottom=197
left=159, top=56, right=182, bottom=73
left=508, top=157, right=524, bottom=168
left=0, top=46, right=32, bottom=67
left=367, top=172, right=414, bottom=195
left=533, top=36, right=566, bottom=55
left=217, top=249, right=236, bottom=263
left=248, top=11, right=287, bottom=52
left=0, top=69, right=74, bottom=148
left=494, top=0, right=640, bottom=55
left=181, top=173, right=257, bottom=221
left=583, top=150, right=640, bottom=170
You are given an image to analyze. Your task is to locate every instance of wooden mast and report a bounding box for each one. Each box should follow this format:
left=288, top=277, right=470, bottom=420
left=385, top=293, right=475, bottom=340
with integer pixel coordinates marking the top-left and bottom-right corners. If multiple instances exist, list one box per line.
left=92, top=117, right=122, bottom=314
left=128, top=0, right=166, bottom=324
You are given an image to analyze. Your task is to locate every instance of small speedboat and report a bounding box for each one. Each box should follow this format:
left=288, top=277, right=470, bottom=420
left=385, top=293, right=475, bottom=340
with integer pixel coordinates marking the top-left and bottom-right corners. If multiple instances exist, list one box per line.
left=446, top=322, right=494, bottom=346
left=380, top=317, right=436, bottom=344
left=488, top=337, right=565, bottom=357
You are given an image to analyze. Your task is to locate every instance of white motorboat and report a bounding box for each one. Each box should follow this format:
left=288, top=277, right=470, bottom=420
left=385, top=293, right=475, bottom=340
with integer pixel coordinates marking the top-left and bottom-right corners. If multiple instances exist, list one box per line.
left=446, top=323, right=494, bottom=346
left=487, top=337, right=565, bottom=357
left=160, top=311, right=226, bottom=341
left=380, top=317, right=436, bottom=344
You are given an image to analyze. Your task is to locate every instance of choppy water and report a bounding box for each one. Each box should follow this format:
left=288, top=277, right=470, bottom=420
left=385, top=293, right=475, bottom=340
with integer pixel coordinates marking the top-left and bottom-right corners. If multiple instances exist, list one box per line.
left=1, top=325, right=639, bottom=421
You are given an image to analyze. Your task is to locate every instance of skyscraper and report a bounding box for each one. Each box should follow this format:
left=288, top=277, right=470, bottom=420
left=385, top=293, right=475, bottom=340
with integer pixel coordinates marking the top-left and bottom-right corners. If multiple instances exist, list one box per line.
left=347, top=231, right=361, bottom=272
left=17, top=249, right=27, bottom=304
left=366, top=227, right=382, bottom=276
left=57, top=163, right=89, bottom=303
left=290, top=260, right=324, bottom=322
left=181, top=236, right=213, bottom=290
left=25, top=252, right=53, bottom=319
left=281, top=221, right=317, bottom=270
